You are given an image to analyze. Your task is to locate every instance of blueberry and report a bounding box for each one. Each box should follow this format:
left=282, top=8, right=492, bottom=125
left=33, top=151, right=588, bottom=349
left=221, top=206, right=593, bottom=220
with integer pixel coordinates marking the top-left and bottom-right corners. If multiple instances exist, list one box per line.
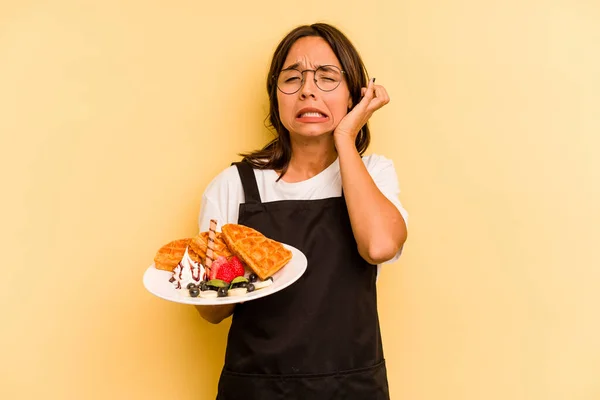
left=187, top=283, right=197, bottom=289
left=217, top=287, right=228, bottom=297
left=199, top=282, right=208, bottom=291
left=231, top=282, right=249, bottom=289
left=189, top=287, right=200, bottom=297
left=249, top=274, right=258, bottom=283
left=247, top=283, right=255, bottom=292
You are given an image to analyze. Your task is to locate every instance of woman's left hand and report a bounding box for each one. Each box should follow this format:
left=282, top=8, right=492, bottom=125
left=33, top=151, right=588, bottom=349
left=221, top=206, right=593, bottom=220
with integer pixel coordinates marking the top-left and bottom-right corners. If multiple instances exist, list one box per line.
left=333, top=78, right=390, bottom=147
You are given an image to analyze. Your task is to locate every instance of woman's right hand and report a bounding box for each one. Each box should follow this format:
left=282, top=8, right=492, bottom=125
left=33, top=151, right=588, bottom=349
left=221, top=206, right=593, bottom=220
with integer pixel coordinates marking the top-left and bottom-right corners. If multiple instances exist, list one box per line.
left=333, top=78, right=390, bottom=148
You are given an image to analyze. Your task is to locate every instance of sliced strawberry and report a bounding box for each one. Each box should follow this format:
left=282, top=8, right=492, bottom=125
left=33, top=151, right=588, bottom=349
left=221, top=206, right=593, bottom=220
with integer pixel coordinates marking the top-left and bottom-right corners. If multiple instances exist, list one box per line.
left=228, top=256, right=246, bottom=277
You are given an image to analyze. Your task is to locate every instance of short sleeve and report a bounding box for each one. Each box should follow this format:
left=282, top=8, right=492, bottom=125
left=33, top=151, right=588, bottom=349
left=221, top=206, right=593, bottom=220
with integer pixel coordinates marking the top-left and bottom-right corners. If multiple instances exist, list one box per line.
left=364, top=155, right=408, bottom=264
left=198, top=196, right=226, bottom=233
left=197, top=165, right=244, bottom=232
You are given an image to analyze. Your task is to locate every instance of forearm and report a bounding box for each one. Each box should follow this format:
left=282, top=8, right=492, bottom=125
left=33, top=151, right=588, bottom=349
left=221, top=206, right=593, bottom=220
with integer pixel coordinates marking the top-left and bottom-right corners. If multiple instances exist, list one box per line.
left=337, top=140, right=407, bottom=264
left=195, top=304, right=235, bottom=324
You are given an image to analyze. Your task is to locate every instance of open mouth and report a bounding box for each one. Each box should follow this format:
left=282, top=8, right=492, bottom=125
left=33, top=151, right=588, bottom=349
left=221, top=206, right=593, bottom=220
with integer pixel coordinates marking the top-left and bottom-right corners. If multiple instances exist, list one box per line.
left=296, top=108, right=329, bottom=119
left=297, top=111, right=327, bottom=118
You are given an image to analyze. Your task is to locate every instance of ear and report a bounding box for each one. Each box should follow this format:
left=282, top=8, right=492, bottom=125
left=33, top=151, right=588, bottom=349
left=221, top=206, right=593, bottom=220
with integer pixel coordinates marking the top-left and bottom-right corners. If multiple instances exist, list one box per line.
left=348, top=95, right=353, bottom=110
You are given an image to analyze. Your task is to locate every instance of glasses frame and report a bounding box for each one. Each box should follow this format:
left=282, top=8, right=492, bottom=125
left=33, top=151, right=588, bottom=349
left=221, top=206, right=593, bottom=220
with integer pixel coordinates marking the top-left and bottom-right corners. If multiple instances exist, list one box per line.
left=275, top=64, right=346, bottom=95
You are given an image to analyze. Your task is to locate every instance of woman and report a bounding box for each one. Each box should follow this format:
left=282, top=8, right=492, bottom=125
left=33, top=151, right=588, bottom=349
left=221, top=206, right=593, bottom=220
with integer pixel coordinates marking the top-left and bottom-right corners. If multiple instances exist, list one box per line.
left=196, top=23, right=408, bottom=400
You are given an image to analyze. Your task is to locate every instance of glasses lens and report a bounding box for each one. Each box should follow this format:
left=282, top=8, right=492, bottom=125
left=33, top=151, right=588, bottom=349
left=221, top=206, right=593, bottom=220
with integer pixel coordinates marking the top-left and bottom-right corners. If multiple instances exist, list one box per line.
left=277, top=69, right=303, bottom=94
left=315, top=65, right=342, bottom=91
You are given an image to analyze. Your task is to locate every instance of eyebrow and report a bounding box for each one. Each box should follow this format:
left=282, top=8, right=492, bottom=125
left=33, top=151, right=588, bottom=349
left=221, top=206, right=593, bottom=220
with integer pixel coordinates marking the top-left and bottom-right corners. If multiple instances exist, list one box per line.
left=281, top=62, right=339, bottom=71
left=282, top=61, right=304, bottom=70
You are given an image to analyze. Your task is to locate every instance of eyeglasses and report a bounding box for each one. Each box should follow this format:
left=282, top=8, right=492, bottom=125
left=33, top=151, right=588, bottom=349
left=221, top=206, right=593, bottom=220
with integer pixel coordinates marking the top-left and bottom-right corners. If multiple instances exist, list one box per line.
left=276, top=65, right=345, bottom=95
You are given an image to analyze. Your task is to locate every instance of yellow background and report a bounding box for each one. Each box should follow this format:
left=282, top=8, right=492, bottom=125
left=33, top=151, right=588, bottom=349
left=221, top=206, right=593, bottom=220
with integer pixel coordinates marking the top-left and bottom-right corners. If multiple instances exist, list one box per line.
left=1, top=1, right=599, bottom=399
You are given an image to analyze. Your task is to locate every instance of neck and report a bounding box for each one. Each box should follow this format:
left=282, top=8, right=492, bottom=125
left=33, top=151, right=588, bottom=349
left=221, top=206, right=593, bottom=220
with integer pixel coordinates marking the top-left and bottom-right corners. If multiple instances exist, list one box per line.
left=281, top=135, right=338, bottom=183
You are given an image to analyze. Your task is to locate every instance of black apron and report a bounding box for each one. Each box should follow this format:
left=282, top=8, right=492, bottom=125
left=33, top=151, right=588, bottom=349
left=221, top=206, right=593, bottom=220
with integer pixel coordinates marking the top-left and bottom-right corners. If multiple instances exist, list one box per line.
left=216, top=162, right=389, bottom=400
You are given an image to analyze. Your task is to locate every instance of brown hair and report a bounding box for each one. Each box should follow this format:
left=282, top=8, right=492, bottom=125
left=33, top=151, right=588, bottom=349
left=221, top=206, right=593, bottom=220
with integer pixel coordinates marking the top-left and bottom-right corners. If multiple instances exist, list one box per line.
left=240, top=23, right=370, bottom=177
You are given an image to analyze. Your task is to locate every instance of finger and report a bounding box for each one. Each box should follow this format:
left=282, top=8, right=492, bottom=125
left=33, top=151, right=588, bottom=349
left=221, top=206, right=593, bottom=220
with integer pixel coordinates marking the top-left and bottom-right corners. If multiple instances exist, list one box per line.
left=367, top=90, right=389, bottom=113
left=372, top=78, right=377, bottom=97
left=356, top=78, right=376, bottom=110
left=373, top=85, right=390, bottom=105
left=368, top=77, right=376, bottom=96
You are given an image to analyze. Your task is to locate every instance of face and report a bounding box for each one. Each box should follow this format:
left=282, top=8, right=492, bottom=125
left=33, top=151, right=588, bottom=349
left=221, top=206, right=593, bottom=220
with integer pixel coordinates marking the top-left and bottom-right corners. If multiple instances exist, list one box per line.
left=276, top=36, right=352, bottom=139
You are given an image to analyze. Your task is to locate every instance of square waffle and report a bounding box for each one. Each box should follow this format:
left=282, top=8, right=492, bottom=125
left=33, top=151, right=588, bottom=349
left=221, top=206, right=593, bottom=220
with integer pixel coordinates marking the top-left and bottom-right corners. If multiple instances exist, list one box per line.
left=221, top=224, right=292, bottom=280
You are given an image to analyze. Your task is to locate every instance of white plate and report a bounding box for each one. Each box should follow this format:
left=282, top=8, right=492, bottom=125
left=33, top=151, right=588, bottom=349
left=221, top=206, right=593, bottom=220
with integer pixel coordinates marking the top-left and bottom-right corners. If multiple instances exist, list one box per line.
left=143, top=244, right=307, bottom=305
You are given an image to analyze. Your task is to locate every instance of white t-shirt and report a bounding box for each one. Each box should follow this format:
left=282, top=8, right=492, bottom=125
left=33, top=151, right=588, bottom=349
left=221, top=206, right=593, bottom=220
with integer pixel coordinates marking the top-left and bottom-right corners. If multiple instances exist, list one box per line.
left=198, top=154, right=408, bottom=271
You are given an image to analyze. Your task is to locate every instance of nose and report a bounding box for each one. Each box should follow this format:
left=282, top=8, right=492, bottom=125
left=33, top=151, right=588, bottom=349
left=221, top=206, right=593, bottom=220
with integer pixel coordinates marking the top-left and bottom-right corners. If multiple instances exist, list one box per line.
left=299, top=71, right=318, bottom=98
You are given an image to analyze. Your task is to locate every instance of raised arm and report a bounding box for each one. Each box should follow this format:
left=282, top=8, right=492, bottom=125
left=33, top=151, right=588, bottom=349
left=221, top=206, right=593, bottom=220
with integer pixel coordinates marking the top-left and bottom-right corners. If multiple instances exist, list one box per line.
left=334, top=79, right=407, bottom=264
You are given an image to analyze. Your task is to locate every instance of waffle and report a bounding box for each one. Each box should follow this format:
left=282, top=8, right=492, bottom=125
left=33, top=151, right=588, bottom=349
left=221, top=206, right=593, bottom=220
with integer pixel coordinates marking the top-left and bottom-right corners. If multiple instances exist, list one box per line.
left=188, top=231, right=232, bottom=264
left=221, top=224, right=292, bottom=280
left=154, top=238, right=192, bottom=271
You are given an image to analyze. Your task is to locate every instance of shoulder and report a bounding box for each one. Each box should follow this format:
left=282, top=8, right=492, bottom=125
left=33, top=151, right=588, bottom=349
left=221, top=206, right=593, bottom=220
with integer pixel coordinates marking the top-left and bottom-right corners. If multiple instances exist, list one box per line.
left=360, top=154, right=403, bottom=199
left=362, top=153, right=395, bottom=168
left=198, top=165, right=245, bottom=230
left=206, top=164, right=241, bottom=187
left=361, top=154, right=398, bottom=177
left=202, top=163, right=277, bottom=203
left=202, top=165, right=243, bottom=200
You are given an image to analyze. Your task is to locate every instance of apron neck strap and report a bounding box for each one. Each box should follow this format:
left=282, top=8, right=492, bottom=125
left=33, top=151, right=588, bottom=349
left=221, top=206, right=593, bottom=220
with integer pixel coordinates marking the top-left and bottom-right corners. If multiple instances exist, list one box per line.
left=232, top=161, right=262, bottom=204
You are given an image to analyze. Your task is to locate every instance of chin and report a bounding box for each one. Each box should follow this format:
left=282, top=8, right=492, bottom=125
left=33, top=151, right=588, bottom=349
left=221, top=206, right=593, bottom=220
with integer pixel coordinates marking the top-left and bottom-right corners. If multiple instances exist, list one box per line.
left=293, top=131, right=333, bottom=140
left=290, top=125, right=336, bottom=138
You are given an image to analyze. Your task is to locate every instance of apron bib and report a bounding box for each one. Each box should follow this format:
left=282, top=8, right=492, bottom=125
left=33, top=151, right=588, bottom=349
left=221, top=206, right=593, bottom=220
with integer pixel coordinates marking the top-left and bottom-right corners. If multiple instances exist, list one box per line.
left=216, top=162, right=389, bottom=400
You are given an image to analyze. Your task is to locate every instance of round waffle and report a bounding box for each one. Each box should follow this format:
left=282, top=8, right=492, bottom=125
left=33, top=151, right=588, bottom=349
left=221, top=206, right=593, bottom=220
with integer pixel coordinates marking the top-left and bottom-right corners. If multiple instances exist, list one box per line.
left=154, top=238, right=190, bottom=271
